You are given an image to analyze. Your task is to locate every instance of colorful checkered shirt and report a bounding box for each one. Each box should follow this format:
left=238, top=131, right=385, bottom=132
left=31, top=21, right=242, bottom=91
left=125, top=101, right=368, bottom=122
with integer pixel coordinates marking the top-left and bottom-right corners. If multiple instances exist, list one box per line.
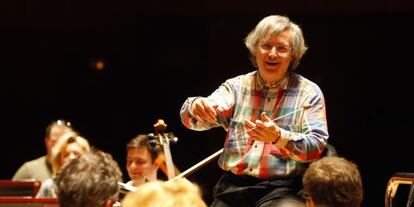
left=180, top=71, right=329, bottom=179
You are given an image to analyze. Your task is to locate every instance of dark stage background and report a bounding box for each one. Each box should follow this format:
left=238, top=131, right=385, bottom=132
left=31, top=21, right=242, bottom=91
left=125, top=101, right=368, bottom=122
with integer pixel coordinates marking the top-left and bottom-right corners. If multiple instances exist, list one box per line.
left=1, top=1, right=413, bottom=206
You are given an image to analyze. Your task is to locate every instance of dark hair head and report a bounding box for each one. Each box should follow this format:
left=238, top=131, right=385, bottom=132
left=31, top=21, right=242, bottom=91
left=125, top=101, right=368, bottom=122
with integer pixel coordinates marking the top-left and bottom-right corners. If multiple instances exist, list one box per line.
left=45, top=119, right=73, bottom=138
left=126, top=134, right=161, bottom=162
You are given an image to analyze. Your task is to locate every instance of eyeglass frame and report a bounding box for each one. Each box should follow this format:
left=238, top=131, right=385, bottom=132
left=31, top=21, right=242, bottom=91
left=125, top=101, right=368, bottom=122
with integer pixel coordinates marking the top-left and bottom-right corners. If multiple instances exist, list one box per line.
left=257, top=42, right=292, bottom=56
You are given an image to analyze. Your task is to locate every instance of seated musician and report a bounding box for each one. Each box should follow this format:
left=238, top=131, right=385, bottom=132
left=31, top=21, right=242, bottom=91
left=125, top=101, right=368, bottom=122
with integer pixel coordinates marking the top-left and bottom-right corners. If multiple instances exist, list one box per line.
left=13, top=119, right=74, bottom=182
left=36, top=131, right=90, bottom=198
left=125, top=134, right=165, bottom=187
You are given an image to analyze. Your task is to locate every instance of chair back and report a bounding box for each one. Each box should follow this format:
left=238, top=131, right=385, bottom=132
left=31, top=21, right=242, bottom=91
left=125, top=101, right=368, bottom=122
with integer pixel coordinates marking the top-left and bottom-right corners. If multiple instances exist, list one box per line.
left=0, top=180, right=41, bottom=197
left=385, top=172, right=414, bottom=207
left=0, top=180, right=58, bottom=207
left=0, top=197, right=58, bottom=207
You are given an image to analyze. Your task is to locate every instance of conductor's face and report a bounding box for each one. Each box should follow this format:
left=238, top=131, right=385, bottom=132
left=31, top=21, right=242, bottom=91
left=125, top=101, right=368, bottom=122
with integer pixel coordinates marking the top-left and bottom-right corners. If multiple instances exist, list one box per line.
left=126, top=147, right=157, bottom=182
left=255, top=29, right=293, bottom=83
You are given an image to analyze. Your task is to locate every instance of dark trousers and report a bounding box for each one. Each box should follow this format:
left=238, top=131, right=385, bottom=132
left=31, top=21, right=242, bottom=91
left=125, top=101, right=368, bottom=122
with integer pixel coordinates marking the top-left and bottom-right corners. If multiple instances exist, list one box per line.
left=210, top=172, right=304, bottom=207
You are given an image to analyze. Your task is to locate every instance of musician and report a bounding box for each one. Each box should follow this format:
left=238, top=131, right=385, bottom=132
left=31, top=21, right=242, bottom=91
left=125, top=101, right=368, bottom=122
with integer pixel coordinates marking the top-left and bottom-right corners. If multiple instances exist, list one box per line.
left=125, top=134, right=163, bottom=187
left=180, top=14, right=329, bottom=206
left=13, top=119, right=73, bottom=182
left=36, top=132, right=90, bottom=197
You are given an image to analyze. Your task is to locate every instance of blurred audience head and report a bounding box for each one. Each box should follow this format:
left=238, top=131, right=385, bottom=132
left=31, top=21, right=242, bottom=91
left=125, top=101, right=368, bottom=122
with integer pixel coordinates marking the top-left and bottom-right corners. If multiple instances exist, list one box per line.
left=272, top=197, right=305, bottom=207
left=302, top=156, right=363, bottom=207
left=122, top=178, right=207, bottom=207
left=56, top=149, right=123, bottom=207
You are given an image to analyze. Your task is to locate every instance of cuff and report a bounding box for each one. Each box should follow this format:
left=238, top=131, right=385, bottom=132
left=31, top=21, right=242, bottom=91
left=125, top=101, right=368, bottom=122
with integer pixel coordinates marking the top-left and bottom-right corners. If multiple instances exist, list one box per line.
left=274, top=128, right=289, bottom=148
left=188, top=96, right=202, bottom=117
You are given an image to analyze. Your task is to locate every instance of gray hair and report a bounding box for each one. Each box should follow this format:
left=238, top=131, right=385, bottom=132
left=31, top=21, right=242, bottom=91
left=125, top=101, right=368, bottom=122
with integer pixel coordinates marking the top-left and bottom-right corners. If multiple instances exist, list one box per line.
left=56, top=149, right=123, bottom=207
left=245, top=15, right=308, bottom=70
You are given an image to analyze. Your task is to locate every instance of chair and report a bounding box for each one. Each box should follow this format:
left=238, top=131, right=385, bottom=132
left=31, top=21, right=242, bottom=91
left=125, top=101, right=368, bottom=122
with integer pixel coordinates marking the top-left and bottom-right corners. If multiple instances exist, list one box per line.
left=0, top=197, right=58, bottom=207
left=0, top=180, right=41, bottom=197
left=0, top=180, right=58, bottom=206
left=385, top=172, right=414, bottom=207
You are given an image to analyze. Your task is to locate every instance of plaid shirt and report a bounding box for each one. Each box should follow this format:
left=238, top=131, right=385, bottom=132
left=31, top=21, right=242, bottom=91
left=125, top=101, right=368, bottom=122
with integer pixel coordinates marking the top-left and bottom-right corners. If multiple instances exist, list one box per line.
left=180, top=71, right=329, bottom=179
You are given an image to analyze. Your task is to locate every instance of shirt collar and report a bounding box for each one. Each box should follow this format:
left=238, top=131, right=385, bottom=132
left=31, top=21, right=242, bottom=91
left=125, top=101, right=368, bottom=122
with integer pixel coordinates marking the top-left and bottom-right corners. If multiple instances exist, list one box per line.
left=255, top=71, right=289, bottom=90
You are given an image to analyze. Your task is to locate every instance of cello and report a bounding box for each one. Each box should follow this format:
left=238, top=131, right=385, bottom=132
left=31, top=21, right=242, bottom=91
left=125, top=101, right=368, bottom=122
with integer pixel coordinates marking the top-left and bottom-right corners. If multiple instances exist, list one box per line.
left=119, top=119, right=180, bottom=193
left=150, top=119, right=180, bottom=180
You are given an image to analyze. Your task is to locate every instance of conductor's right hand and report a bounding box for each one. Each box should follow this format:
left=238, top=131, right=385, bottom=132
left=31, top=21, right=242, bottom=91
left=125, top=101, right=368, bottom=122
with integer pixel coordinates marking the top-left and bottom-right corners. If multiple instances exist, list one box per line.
left=190, top=97, right=218, bottom=123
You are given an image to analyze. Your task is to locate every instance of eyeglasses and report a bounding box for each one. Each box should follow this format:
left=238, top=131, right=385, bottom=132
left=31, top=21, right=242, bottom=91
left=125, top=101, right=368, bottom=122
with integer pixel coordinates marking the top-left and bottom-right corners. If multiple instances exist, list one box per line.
left=258, top=42, right=292, bottom=55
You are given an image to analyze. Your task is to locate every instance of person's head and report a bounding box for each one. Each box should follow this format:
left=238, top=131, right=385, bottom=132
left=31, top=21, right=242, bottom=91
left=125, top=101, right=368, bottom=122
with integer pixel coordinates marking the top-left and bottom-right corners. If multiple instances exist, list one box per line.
left=272, top=198, right=306, bottom=207
left=44, top=120, right=73, bottom=158
left=302, top=156, right=363, bottom=207
left=55, top=149, right=123, bottom=207
left=245, top=15, right=308, bottom=83
left=51, top=131, right=90, bottom=175
left=122, top=178, right=207, bottom=207
left=126, top=134, right=161, bottom=185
